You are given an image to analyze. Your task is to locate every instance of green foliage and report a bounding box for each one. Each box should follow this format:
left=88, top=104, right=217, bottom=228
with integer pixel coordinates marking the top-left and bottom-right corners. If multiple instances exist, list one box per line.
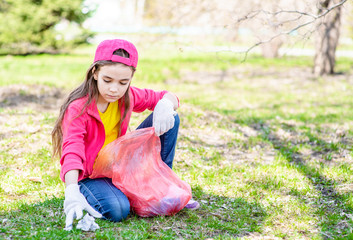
left=0, top=0, right=93, bottom=55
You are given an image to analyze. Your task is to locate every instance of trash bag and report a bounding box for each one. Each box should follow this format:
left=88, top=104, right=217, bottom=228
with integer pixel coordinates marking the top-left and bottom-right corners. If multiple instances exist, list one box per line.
left=90, top=127, right=192, bottom=217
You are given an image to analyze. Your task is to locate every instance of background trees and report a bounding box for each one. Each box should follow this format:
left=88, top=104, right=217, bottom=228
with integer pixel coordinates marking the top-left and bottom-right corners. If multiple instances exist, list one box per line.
left=143, top=0, right=351, bottom=76
left=0, top=0, right=93, bottom=54
left=0, top=0, right=351, bottom=76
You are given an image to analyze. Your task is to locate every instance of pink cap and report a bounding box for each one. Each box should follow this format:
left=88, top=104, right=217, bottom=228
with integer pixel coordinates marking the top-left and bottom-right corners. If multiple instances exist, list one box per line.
left=93, top=39, right=138, bottom=68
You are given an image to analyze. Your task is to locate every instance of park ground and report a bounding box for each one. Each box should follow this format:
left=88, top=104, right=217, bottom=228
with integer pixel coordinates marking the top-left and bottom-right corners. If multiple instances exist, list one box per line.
left=0, top=47, right=353, bottom=239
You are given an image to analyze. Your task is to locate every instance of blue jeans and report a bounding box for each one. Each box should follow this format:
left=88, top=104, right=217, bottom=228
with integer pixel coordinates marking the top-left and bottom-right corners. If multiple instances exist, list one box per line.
left=79, top=113, right=180, bottom=222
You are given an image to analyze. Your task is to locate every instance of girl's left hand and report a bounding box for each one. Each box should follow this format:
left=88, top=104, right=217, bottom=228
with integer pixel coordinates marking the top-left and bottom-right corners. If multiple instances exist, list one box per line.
left=153, top=98, right=176, bottom=136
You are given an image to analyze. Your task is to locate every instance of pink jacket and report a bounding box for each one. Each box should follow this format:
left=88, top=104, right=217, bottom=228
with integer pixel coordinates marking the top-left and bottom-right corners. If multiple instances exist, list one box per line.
left=60, top=86, right=174, bottom=182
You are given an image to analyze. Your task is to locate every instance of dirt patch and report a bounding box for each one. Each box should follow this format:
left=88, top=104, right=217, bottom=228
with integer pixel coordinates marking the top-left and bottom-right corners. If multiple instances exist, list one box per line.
left=0, top=84, right=66, bottom=157
left=172, top=66, right=353, bottom=88
left=0, top=84, right=65, bottom=110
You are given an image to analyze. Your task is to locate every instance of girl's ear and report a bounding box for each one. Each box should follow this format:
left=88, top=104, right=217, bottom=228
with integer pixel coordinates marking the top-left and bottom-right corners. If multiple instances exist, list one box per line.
left=92, top=67, right=98, bottom=80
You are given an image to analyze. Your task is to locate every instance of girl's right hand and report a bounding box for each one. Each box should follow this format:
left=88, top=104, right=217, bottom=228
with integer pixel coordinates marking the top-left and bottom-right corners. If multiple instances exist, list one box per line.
left=63, top=184, right=102, bottom=230
left=153, top=98, right=177, bottom=136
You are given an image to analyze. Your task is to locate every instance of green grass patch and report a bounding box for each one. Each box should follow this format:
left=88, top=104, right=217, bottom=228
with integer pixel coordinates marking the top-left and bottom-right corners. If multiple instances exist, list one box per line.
left=1, top=45, right=353, bottom=239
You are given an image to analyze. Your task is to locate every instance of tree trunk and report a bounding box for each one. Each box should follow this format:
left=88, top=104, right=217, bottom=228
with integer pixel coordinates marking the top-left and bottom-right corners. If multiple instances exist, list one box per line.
left=135, top=0, right=146, bottom=27
left=261, top=37, right=284, bottom=58
left=313, top=0, right=342, bottom=76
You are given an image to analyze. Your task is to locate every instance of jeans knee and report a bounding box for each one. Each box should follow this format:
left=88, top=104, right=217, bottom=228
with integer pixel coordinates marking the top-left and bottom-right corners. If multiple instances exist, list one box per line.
left=105, top=198, right=130, bottom=222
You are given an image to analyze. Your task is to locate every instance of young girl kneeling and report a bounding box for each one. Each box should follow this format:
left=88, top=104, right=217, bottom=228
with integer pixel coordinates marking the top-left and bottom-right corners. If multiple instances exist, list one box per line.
left=52, top=39, right=199, bottom=230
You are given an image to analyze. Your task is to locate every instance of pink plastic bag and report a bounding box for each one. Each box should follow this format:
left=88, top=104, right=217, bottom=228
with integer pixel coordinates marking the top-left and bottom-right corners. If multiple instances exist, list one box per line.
left=90, top=127, right=192, bottom=217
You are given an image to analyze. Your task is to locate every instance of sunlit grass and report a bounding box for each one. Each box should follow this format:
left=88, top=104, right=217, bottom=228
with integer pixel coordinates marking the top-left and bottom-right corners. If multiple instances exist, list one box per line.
left=1, top=46, right=353, bottom=239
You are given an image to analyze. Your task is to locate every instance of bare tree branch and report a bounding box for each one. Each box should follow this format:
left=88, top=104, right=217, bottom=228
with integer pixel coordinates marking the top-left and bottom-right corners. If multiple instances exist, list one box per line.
left=237, top=0, right=347, bottom=61
left=237, top=0, right=347, bottom=23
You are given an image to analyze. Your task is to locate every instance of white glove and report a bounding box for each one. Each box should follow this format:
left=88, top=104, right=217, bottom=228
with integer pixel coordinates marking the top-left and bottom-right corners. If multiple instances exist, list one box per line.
left=153, top=98, right=177, bottom=136
left=63, top=184, right=102, bottom=231
left=76, top=213, right=100, bottom=231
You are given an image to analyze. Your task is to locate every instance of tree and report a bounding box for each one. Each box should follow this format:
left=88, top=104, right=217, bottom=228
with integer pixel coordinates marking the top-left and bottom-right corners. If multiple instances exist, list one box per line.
left=0, top=0, right=93, bottom=55
left=232, top=0, right=347, bottom=76
left=143, top=0, right=349, bottom=76
left=313, top=0, right=343, bottom=76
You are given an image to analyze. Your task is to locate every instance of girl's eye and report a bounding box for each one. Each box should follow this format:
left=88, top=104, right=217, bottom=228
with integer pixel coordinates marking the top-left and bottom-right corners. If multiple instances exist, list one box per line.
left=103, top=80, right=111, bottom=83
left=120, top=82, right=128, bottom=85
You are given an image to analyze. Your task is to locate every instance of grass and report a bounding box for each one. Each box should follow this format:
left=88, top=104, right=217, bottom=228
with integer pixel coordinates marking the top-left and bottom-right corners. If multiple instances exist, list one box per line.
left=1, top=45, right=353, bottom=239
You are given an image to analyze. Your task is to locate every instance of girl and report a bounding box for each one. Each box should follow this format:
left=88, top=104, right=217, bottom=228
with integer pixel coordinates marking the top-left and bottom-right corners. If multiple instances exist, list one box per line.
left=52, top=39, right=199, bottom=230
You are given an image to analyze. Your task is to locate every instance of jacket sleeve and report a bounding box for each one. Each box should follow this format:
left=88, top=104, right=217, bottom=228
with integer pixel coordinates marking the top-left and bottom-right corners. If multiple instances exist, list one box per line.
left=130, top=86, right=179, bottom=113
left=60, top=104, right=87, bottom=182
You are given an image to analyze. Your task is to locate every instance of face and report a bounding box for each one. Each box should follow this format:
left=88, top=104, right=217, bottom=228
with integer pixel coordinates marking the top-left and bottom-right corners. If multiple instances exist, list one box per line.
left=94, top=64, right=133, bottom=105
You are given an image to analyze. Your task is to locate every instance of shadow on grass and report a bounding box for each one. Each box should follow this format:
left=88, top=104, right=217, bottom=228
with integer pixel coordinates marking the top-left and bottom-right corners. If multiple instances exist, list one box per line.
left=0, top=187, right=267, bottom=239
left=180, top=186, right=267, bottom=239
left=248, top=120, right=353, bottom=239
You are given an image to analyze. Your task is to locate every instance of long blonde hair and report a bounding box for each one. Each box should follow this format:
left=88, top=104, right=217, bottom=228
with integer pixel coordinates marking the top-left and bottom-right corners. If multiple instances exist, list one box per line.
left=52, top=50, right=136, bottom=158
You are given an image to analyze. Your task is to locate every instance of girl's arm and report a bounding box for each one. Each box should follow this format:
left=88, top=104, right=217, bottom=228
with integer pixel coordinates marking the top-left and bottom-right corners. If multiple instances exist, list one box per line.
left=60, top=103, right=88, bottom=182
left=162, top=92, right=179, bottom=110
left=65, top=169, right=79, bottom=186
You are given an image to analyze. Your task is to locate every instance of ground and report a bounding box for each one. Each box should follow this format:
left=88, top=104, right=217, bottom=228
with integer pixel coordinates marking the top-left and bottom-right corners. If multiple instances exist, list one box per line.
left=1, top=61, right=353, bottom=239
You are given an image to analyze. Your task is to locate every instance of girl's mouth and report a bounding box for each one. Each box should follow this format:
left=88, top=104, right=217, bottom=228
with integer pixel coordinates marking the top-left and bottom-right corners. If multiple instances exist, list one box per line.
left=107, top=94, right=119, bottom=99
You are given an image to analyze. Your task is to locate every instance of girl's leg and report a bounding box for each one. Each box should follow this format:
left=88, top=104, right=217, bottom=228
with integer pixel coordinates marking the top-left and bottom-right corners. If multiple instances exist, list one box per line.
left=78, top=177, right=130, bottom=222
left=136, top=113, right=180, bottom=169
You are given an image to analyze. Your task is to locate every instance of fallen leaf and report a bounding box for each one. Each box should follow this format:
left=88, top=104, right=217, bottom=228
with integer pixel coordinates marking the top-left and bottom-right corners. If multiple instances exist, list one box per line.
left=28, top=177, right=42, bottom=183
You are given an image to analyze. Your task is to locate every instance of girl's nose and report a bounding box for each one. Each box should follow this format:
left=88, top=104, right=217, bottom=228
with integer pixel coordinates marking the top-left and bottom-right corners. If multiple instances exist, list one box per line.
left=109, top=84, right=119, bottom=93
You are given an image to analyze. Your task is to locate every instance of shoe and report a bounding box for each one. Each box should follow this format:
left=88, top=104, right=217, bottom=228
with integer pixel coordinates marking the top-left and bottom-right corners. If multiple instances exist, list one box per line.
left=184, top=199, right=200, bottom=210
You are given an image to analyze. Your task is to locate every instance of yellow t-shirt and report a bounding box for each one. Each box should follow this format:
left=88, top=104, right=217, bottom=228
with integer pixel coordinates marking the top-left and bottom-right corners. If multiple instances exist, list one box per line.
left=98, top=100, right=120, bottom=150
